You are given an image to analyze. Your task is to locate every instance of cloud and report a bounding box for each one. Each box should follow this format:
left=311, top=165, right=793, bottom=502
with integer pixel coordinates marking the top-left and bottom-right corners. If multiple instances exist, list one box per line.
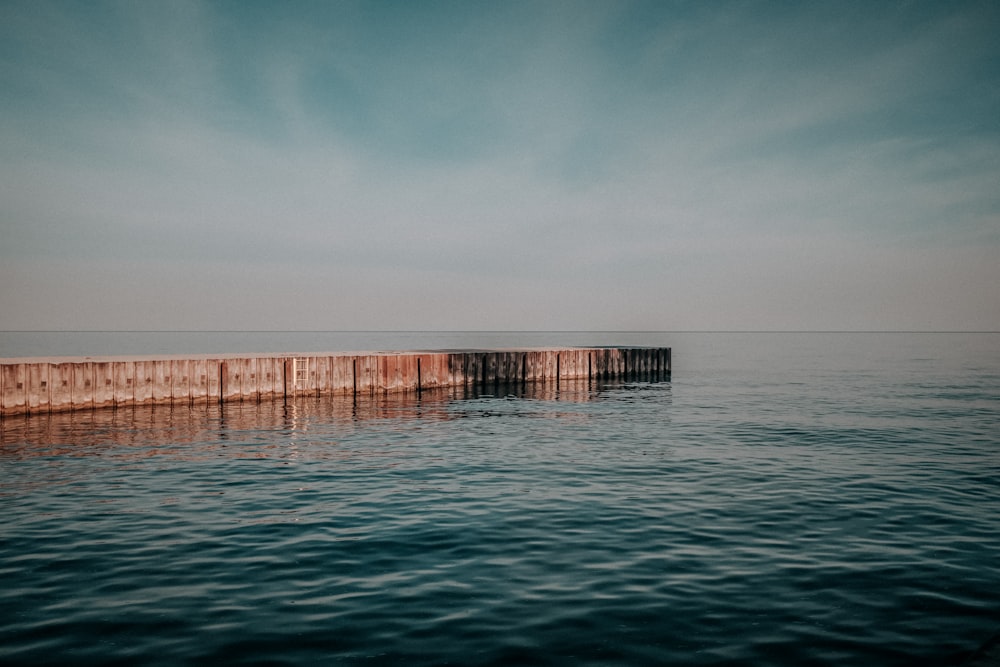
left=1, top=0, right=998, bottom=331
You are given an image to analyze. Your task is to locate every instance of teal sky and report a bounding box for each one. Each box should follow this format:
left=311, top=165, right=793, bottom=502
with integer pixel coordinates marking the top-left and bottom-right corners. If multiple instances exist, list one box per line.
left=2, top=0, right=998, bottom=331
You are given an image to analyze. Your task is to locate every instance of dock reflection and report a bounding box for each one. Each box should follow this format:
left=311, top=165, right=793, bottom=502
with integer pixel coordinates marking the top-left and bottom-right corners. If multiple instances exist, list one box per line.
left=0, top=377, right=668, bottom=460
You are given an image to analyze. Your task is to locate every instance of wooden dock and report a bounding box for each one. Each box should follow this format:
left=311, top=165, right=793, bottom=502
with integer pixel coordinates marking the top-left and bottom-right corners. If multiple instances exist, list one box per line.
left=0, top=347, right=670, bottom=417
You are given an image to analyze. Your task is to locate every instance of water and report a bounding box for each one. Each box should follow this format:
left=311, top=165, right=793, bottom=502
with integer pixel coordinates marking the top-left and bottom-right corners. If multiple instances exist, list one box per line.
left=1, top=332, right=999, bottom=665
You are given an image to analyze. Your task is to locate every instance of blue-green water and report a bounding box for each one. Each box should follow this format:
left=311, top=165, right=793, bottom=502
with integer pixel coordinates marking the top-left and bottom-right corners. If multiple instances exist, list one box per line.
left=1, top=333, right=999, bottom=665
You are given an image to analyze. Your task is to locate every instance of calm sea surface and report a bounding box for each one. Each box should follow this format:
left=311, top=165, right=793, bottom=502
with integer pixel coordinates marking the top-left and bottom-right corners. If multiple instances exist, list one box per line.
left=1, top=332, right=999, bottom=665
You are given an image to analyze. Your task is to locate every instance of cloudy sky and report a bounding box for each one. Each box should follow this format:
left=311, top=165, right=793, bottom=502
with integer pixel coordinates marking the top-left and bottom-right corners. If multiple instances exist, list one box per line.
left=1, top=0, right=998, bottom=331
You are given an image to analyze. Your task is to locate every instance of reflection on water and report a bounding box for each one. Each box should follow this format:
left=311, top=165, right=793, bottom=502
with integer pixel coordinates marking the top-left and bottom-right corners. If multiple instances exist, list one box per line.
left=3, top=334, right=999, bottom=666
left=0, top=378, right=641, bottom=462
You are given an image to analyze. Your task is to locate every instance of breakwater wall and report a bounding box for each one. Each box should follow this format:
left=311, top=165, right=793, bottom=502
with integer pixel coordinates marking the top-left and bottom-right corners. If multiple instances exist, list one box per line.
left=0, top=347, right=670, bottom=418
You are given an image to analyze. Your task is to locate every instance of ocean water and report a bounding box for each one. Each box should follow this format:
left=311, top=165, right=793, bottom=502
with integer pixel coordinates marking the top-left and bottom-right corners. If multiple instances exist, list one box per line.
left=1, top=332, right=998, bottom=666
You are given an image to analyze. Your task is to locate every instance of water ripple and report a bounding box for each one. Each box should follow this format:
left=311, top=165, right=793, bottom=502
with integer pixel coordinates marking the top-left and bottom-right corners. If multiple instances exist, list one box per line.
left=3, top=334, right=1000, bottom=665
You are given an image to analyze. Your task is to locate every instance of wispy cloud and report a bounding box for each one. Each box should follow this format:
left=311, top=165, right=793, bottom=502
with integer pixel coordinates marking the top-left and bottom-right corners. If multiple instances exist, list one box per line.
left=1, top=0, right=998, bottom=330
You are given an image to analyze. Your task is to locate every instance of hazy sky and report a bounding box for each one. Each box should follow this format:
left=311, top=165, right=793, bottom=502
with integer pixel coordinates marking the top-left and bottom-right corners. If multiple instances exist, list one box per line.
left=2, top=0, right=998, bottom=331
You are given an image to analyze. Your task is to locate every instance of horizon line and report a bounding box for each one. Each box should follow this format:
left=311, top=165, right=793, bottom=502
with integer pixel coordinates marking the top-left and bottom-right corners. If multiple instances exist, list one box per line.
left=2, top=330, right=999, bottom=335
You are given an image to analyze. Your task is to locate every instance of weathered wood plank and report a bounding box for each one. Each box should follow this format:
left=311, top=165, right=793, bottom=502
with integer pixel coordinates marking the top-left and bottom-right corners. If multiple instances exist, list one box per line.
left=26, top=363, right=49, bottom=413
left=329, top=356, right=353, bottom=395
left=355, top=355, right=378, bottom=396
left=258, top=357, right=281, bottom=400
left=151, top=360, right=170, bottom=403
left=134, top=361, right=155, bottom=405
left=189, top=359, right=209, bottom=404
left=207, top=359, right=222, bottom=403
left=170, top=359, right=191, bottom=404
left=1, top=364, right=27, bottom=416
left=113, top=361, right=132, bottom=407
left=50, top=363, right=74, bottom=412
left=242, top=358, right=259, bottom=402
left=93, top=362, right=114, bottom=410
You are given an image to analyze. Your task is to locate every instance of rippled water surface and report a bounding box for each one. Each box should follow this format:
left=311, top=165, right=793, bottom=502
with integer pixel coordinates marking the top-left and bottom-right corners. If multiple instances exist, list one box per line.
left=2, top=333, right=999, bottom=665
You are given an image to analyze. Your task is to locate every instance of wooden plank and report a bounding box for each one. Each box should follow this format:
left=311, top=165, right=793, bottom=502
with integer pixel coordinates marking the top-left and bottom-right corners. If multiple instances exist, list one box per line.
left=596, top=349, right=609, bottom=379
left=1, top=364, right=27, bottom=416
left=499, top=352, right=512, bottom=384
left=256, top=357, right=274, bottom=401
left=378, top=354, right=411, bottom=394
left=497, top=352, right=521, bottom=385
left=206, top=359, right=222, bottom=403
left=257, top=357, right=279, bottom=399
left=478, top=352, right=490, bottom=387
left=560, top=350, right=585, bottom=379
left=312, top=356, right=331, bottom=396
left=404, top=354, right=420, bottom=392
left=434, top=353, right=452, bottom=388
left=309, top=356, right=324, bottom=395
left=171, top=359, right=191, bottom=404
left=281, top=358, right=294, bottom=398
left=463, top=353, right=480, bottom=389
left=597, top=348, right=611, bottom=379
left=26, top=363, right=49, bottom=413
left=189, top=359, right=208, bottom=403
left=135, top=361, right=155, bottom=405
left=482, top=353, right=498, bottom=387
left=583, top=349, right=594, bottom=379
left=608, top=348, right=625, bottom=378
left=524, top=351, right=541, bottom=383
left=93, top=362, right=114, bottom=409
left=274, top=357, right=288, bottom=398
left=330, top=355, right=354, bottom=395
left=377, top=355, right=393, bottom=393
left=355, top=355, right=378, bottom=396
left=151, top=360, right=170, bottom=403
left=447, top=353, right=467, bottom=388
left=544, top=351, right=559, bottom=381
left=237, top=358, right=250, bottom=401
left=639, top=348, right=650, bottom=377
left=113, top=361, right=132, bottom=407
left=49, top=363, right=74, bottom=412
left=242, top=357, right=258, bottom=401
left=402, top=354, right=420, bottom=392
left=220, top=360, right=242, bottom=403
left=255, top=357, right=268, bottom=399
left=416, top=353, right=447, bottom=389
left=575, top=349, right=587, bottom=378
left=512, top=351, right=525, bottom=384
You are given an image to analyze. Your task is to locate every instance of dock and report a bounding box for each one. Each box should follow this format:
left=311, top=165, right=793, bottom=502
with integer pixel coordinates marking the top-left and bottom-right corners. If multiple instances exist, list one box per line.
left=0, top=347, right=670, bottom=417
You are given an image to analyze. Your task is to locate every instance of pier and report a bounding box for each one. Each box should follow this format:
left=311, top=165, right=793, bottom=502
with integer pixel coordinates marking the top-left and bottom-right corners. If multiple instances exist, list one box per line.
left=0, top=347, right=670, bottom=418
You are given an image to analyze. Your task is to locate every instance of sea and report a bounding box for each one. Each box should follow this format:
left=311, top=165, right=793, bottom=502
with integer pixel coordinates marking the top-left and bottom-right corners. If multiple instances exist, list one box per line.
left=1, top=331, right=998, bottom=666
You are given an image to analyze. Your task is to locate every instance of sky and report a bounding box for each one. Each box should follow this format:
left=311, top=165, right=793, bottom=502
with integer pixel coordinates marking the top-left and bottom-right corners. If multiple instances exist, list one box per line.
left=1, top=0, right=998, bottom=332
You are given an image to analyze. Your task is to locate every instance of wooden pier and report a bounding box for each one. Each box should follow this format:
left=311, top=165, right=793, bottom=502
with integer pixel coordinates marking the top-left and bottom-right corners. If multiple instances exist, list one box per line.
left=0, top=347, right=670, bottom=418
